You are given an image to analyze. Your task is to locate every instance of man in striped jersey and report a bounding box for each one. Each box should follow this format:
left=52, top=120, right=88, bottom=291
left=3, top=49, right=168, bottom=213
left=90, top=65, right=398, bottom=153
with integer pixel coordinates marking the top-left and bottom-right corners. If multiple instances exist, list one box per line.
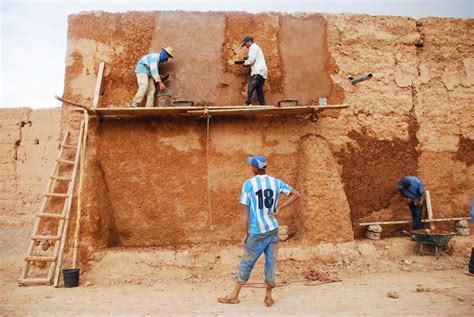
left=131, top=47, right=174, bottom=108
left=218, top=155, right=300, bottom=307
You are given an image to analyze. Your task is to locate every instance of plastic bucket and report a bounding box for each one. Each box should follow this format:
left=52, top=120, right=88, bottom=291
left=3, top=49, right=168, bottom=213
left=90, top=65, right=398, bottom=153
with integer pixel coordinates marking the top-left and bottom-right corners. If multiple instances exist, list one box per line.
left=62, top=268, right=80, bottom=288
left=469, top=248, right=474, bottom=274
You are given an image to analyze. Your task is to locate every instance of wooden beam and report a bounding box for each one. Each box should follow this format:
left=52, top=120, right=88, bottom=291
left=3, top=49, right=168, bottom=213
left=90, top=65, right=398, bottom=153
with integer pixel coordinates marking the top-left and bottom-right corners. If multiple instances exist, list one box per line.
left=359, top=217, right=471, bottom=226
left=81, top=104, right=350, bottom=117
left=55, top=95, right=92, bottom=112
left=92, top=62, right=105, bottom=110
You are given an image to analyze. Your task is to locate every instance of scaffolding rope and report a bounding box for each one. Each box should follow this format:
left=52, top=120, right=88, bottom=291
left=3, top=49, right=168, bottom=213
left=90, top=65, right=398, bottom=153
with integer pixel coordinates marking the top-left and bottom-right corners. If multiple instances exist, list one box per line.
left=206, top=110, right=212, bottom=227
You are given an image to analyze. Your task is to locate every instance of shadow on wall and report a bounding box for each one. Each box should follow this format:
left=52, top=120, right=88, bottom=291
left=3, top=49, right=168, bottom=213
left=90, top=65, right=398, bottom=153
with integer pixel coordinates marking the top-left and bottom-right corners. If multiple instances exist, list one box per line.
left=78, top=116, right=354, bottom=252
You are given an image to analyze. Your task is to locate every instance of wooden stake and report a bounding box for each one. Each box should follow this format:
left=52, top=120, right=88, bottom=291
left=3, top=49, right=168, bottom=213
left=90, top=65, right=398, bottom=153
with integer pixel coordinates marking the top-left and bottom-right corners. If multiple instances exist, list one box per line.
left=425, top=191, right=435, bottom=229
left=92, top=62, right=105, bottom=110
left=72, top=111, right=89, bottom=269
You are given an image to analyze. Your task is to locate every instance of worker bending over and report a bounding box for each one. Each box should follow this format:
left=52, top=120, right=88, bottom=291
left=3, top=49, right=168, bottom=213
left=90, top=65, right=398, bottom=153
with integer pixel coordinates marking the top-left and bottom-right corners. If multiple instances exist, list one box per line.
left=131, top=47, right=174, bottom=108
left=397, top=176, right=426, bottom=230
left=218, top=155, right=300, bottom=307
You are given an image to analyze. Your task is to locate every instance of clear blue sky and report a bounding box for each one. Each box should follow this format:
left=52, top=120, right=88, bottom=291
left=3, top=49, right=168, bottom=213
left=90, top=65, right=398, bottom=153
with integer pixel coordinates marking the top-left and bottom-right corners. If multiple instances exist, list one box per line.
left=1, top=0, right=473, bottom=108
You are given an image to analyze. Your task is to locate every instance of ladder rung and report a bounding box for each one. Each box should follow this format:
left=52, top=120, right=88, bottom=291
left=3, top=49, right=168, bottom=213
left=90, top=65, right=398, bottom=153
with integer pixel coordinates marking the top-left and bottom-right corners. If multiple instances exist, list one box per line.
left=57, top=159, right=75, bottom=165
left=18, top=278, right=51, bottom=285
left=49, top=175, right=72, bottom=181
left=31, top=235, right=61, bottom=241
left=37, top=212, right=65, bottom=219
left=61, top=144, right=77, bottom=149
left=44, top=193, right=69, bottom=198
left=25, top=255, right=56, bottom=262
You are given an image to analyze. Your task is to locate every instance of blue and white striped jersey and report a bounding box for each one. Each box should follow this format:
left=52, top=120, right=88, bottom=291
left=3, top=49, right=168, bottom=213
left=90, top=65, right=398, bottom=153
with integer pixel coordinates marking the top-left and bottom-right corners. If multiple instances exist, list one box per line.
left=240, top=175, right=293, bottom=234
left=135, top=53, right=161, bottom=81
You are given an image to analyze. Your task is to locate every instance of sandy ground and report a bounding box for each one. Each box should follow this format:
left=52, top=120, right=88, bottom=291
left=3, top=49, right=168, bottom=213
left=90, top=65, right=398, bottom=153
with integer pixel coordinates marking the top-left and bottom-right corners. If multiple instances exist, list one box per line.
left=1, top=227, right=473, bottom=316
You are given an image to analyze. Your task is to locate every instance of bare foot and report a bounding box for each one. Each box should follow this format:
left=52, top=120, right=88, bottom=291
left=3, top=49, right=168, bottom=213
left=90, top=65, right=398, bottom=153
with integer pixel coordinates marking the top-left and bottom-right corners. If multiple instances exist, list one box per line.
left=218, top=295, right=240, bottom=304
left=264, top=296, right=274, bottom=307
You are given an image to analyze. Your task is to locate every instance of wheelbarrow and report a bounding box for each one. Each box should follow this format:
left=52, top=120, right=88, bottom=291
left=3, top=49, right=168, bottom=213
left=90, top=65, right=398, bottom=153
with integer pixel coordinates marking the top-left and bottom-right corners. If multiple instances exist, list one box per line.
left=402, top=229, right=457, bottom=259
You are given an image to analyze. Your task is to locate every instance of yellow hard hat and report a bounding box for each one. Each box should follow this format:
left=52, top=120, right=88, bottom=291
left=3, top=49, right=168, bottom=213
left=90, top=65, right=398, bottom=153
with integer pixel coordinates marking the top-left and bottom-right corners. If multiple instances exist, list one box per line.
left=162, top=47, right=174, bottom=58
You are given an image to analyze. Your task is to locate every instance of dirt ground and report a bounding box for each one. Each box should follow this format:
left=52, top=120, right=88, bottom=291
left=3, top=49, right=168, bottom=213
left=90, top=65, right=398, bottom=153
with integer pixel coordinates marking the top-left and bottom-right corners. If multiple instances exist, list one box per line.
left=1, top=227, right=473, bottom=316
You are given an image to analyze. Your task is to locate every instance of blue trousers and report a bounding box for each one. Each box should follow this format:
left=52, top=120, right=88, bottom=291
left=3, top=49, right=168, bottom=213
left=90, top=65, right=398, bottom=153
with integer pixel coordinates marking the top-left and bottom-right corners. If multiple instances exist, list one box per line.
left=409, top=203, right=425, bottom=230
left=246, top=74, right=266, bottom=105
left=236, top=228, right=278, bottom=287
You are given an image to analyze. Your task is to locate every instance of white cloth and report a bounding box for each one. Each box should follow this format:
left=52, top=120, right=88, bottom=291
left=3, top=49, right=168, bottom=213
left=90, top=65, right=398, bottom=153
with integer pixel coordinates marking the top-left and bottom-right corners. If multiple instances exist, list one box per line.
left=244, top=43, right=268, bottom=79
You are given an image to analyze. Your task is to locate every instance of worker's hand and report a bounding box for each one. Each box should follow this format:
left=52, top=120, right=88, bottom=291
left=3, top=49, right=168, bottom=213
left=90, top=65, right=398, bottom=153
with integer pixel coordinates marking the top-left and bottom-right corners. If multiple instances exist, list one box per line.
left=414, top=200, right=423, bottom=206
left=158, top=81, right=167, bottom=91
left=242, top=234, right=248, bottom=247
left=403, top=197, right=411, bottom=204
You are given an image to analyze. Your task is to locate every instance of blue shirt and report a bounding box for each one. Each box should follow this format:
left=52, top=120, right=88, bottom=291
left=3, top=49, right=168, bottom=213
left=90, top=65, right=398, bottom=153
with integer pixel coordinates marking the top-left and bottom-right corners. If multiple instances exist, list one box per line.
left=398, top=176, right=425, bottom=201
left=135, top=52, right=167, bottom=81
left=240, top=175, right=293, bottom=234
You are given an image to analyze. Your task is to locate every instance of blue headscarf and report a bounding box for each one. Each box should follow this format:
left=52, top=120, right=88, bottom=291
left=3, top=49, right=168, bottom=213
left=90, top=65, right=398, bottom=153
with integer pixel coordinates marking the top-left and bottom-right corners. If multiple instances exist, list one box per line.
left=159, top=50, right=168, bottom=63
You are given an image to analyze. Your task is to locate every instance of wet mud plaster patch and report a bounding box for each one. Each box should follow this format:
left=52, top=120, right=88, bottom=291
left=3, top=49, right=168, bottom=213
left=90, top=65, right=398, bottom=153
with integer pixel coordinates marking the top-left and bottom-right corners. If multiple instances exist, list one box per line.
left=65, top=12, right=156, bottom=107
left=217, top=13, right=283, bottom=105
left=454, top=136, right=474, bottom=166
left=150, top=12, right=225, bottom=104
left=335, top=121, right=419, bottom=231
left=280, top=14, right=335, bottom=105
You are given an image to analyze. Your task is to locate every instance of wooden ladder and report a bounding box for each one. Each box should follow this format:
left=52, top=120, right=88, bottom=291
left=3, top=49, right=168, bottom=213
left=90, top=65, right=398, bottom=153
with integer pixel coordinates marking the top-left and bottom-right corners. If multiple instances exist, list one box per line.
left=18, top=121, right=84, bottom=286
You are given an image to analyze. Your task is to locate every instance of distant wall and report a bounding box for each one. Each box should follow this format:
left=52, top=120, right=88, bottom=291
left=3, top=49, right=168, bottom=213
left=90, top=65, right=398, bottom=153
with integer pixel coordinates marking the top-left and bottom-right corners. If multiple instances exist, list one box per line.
left=0, top=108, right=61, bottom=227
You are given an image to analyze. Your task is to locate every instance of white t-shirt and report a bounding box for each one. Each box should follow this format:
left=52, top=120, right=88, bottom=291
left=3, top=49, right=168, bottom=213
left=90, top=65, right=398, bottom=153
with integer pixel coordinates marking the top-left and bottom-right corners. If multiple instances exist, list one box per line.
left=244, top=43, right=268, bottom=79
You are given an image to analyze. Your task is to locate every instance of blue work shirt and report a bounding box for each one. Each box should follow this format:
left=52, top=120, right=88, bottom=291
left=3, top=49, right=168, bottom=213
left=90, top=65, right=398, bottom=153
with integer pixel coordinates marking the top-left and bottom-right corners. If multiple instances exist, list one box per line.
left=135, top=51, right=168, bottom=81
left=398, top=176, right=425, bottom=201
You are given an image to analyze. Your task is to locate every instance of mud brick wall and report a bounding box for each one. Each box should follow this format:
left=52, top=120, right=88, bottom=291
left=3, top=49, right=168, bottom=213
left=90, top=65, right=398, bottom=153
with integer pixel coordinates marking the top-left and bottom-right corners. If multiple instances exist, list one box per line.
left=34, top=11, right=474, bottom=259
left=0, top=108, right=61, bottom=227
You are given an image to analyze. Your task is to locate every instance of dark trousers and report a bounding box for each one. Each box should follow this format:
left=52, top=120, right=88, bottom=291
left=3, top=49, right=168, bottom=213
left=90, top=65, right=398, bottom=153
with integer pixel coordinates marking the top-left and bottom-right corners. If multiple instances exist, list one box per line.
left=246, top=74, right=266, bottom=105
left=409, top=203, right=425, bottom=230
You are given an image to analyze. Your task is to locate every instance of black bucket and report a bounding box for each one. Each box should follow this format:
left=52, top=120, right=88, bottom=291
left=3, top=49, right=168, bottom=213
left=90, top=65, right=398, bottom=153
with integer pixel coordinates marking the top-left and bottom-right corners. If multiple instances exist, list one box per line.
left=62, top=268, right=80, bottom=288
left=469, top=248, right=474, bottom=274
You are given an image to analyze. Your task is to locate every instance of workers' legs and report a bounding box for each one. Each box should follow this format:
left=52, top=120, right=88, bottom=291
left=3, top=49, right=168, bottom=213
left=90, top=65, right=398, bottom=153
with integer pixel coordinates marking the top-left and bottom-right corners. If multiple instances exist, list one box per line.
left=246, top=75, right=259, bottom=105
left=219, top=230, right=277, bottom=304
left=409, top=203, right=424, bottom=230
left=236, top=232, right=268, bottom=284
left=132, top=73, right=149, bottom=107
left=263, top=230, right=278, bottom=307
left=144, top=76, right=156, bottom=107
left=255, top=75, right=266, bottom=105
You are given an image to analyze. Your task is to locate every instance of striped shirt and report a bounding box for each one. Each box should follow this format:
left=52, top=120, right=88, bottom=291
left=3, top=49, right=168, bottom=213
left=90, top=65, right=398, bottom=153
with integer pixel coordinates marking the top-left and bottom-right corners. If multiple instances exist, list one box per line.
left=240, top=175, right=293, bottom=234
left=135, top=53, right=161, bottom=82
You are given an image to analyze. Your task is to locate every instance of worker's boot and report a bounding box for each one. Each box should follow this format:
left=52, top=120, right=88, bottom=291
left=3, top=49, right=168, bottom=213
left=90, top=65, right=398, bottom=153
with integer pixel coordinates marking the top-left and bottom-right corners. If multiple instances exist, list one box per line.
left=131, top=102, right=140, bottom=108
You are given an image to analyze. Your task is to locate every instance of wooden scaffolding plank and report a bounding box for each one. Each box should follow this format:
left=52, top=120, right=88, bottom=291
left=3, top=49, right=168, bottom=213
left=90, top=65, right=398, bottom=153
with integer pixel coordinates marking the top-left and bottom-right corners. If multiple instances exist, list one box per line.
left=53, top=121, right=85, bottom=287
left=89, top=104, right=349, bottom=117
left=359, top=217, right=471, bottom=226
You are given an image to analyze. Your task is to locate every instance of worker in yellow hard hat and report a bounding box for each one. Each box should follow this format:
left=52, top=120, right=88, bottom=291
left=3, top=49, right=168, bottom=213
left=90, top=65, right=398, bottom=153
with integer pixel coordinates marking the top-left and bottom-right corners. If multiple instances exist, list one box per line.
left=131, top=47, right=174, bottom=108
